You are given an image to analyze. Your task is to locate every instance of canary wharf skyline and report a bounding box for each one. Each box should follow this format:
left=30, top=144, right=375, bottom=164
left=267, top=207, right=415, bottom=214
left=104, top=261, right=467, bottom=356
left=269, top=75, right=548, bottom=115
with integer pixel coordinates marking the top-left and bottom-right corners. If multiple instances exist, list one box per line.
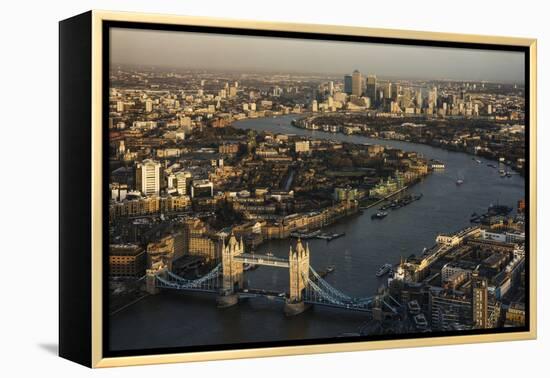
left=110, top=27, right=525, bottom=83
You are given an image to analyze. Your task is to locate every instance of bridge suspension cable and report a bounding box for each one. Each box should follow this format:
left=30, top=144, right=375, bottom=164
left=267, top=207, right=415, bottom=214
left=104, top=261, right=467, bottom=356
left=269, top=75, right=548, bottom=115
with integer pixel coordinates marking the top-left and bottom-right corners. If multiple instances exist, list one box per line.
left=304, top=269, right=376, bottom=310
left=156, top=263, right=222, bottom=292
left=309, top=266, right=353, bottom=301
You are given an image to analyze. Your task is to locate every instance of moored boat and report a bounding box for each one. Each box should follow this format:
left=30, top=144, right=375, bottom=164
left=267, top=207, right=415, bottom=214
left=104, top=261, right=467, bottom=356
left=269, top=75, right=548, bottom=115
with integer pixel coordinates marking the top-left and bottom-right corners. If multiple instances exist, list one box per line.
left=376, top=263, right=392, bottom=277
left=371, top=211, right=388, bottom=219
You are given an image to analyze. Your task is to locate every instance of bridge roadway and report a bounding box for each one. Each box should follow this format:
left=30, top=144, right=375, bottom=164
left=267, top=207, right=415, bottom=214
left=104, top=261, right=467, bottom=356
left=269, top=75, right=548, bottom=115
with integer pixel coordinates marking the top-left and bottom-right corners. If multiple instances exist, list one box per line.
left=233, top=253, right=290, bottom=268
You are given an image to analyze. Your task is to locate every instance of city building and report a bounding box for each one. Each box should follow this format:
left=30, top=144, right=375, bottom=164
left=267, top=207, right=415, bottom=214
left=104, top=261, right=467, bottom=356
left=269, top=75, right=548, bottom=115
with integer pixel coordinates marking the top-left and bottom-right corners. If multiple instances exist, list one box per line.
left=430, top=290, right=472, bottom=331
left=366, top=74, right=377, bottom=104
left=219, top=143, right=240, bottom=155
left=472, top=272, right=489, bottom=329
left=344, top=74, right=353, bottom=94
left=174, top=171, right=192, bottom=195
left=109, top=244, right=146, bottom=278
left=136, top=159, right=161, bottom=196
left=191, top=179, right=214, bottom=198
left=295, top=140, right=310, bottom=153
left=505, top=302, right=526, bottom=327
left=383, top=82, right=392, bottom=100
left=183, top=219, right=222, bottom=261
left=145, top=98, right=153, bottom=112
left=334, top=187, right=358, bottom=201
left=351, top=70, right=362, bottom=97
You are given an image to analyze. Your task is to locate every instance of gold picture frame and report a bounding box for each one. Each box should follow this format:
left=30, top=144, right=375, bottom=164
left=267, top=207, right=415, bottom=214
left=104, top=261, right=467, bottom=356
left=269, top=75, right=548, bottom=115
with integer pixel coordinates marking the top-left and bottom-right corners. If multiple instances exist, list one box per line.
left=59, top=10, right=537, bottom=368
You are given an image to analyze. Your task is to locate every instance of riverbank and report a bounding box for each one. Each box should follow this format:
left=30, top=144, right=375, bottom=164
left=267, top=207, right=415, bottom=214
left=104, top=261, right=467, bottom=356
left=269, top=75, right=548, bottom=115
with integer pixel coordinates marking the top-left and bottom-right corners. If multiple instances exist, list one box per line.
left=359, top=185, right=409, bottom=210
left=288, top=114, right=524, bottom=175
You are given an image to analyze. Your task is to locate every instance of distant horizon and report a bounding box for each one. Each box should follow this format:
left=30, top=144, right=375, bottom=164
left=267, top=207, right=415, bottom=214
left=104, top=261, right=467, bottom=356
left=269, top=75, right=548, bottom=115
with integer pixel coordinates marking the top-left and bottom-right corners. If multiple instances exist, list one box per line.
left=110, top=27, right=525, bottom=84
left=111, top=62, right=525, bottom=85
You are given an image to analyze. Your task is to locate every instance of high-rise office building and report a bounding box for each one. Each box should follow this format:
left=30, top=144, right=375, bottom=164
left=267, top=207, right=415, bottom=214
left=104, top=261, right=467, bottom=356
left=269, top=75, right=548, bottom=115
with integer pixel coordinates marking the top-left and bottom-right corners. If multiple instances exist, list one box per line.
left=344, top=74, right=353, bottom=94
left=428, top=86, right=438, bottom=108
left=472, top=272, right=489, bottom=329
left=400, top=88, right=412, bottom=109
left=366, top=75, right=377, bottom=104
left=391, top=84, right=400, bottom=100
left=352, top=70, right=362, bottom=97
left=416, top=89, right=423, bottom=108
left=328, top=81, right=334, bottom=96
left=383, top=82, right=392, bottom=100
left=136, top=159, right=161, bottom=196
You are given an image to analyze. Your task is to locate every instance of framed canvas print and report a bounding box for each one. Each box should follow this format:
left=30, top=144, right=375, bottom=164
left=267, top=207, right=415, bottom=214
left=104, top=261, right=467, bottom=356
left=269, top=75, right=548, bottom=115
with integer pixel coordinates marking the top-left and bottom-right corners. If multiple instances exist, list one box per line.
left=59, top=10, right=537, bottom=368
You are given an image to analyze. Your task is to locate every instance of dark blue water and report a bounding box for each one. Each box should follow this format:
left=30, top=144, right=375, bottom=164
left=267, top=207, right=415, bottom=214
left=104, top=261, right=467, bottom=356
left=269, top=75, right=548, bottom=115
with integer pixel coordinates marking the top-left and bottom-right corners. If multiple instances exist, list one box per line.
left=110, top=114, right=524, bottom=351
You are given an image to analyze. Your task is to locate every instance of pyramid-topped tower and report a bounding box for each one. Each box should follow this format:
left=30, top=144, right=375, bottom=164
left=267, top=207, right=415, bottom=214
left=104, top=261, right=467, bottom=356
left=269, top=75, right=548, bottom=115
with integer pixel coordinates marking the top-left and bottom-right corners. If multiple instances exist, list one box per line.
left=289, top=238, right=310, bottom=303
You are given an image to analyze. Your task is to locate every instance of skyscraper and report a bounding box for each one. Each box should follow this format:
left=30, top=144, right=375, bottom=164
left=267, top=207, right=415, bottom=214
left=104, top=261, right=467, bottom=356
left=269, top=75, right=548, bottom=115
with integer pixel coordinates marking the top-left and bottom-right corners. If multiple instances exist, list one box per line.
left=400, top=88, right=412, bottom=109
left=344, top=74, right=353, bottom=94
left=416, top=89, right=423, bottom=108
left=366, top=74, right=377, bottom=104
left=428, top=86, right=438, bottom=108
left=391, top=84, right=400, bottom=100
left=351, top=70, right=362, bottom=97
left=136, top=159, right=161, bottom=196
left=383, top=82, right=392, bottom=100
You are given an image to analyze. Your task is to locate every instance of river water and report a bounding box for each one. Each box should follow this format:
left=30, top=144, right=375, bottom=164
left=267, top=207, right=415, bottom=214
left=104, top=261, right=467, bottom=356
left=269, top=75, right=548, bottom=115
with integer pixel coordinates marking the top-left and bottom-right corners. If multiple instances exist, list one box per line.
left=110, top=114, right=525, bottom=352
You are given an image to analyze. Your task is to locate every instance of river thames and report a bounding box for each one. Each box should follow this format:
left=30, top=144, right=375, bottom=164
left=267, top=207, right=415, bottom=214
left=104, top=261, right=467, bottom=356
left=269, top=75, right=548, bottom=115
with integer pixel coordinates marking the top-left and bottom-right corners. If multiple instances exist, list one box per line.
left=110, top=114, right=525, bottom=352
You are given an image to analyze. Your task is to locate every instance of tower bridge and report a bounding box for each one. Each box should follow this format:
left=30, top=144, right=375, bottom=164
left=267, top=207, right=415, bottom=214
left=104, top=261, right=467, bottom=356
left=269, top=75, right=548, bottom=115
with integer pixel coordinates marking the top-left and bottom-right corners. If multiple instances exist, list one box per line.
left=146, top=233, right=399, bottom=315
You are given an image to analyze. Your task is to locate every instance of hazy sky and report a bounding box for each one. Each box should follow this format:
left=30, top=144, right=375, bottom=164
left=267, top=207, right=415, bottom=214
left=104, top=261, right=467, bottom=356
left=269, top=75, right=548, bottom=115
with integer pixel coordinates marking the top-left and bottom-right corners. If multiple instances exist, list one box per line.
left=110, top=27, right=525, bottom=83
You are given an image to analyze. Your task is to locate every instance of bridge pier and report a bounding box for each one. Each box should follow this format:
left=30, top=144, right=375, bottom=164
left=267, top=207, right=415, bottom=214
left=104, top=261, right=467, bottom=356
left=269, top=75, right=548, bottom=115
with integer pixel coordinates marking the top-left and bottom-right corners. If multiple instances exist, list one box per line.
left=284, top=300, right=311, bottom=316
left=145, top=274, right=159, bottom=295
left=216, top=292, right=239, bottom=308
left=145, top=261, right=167, bottom=295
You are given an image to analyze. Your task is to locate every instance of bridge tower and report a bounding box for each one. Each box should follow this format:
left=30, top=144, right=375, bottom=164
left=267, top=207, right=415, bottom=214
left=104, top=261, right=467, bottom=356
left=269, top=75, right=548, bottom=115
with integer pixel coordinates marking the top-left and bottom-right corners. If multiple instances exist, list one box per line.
left=145, top=260, right=168, bottom=295
left=221, top=233, right=244, bottom=294
left=288, top=238, right=310, bottom=306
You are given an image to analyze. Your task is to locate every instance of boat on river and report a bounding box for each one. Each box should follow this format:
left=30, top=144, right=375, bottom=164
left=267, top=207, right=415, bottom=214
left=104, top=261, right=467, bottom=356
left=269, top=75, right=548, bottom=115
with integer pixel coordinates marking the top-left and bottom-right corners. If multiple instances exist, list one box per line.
left=371, top=211, right=388, bottom=219
left=376, top=264, right=392, bottom=277
left=316, top=232, right=345, bottom=241
left=290, top=229, right=321, bottom=239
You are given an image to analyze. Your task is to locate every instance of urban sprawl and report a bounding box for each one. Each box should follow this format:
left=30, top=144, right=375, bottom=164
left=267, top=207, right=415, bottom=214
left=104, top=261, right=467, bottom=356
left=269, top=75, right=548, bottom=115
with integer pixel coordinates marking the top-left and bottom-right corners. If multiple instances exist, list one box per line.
left=108, top=66, right=526, bottom=334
